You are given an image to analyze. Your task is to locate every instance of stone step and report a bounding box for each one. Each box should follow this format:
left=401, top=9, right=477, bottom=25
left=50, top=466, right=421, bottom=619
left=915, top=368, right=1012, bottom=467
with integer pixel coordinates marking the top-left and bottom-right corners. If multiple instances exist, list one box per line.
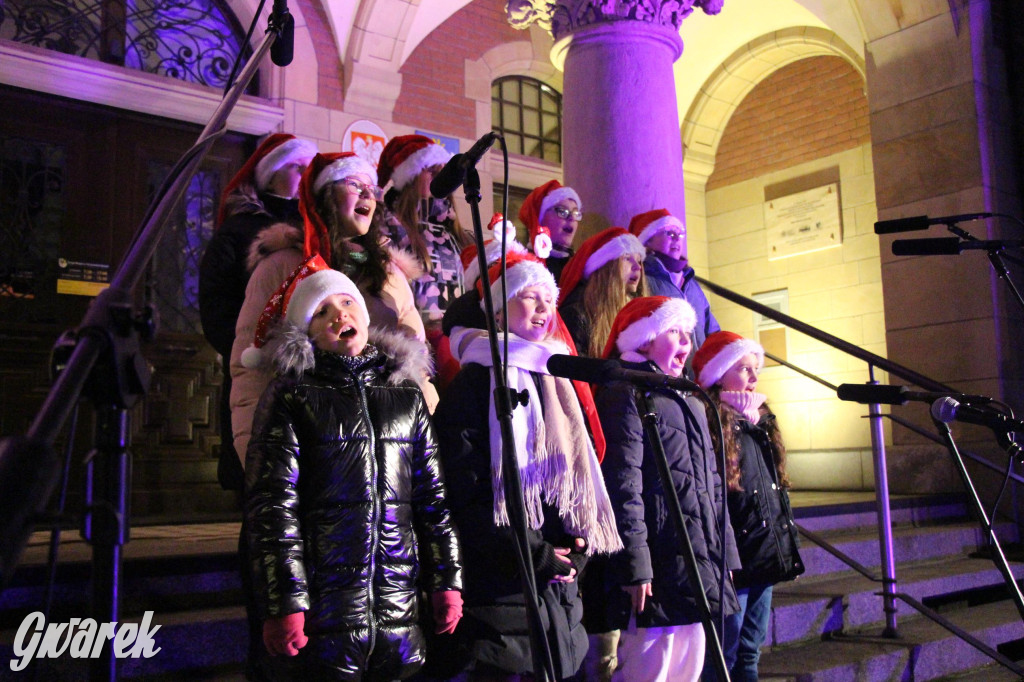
left=769, top=554, right=1024, bottom=648
left=791, top=492, right=970, bottom=533
left=794, top=520, right=1014, bottom=579
left=758, top=597, right=1024, bottom=681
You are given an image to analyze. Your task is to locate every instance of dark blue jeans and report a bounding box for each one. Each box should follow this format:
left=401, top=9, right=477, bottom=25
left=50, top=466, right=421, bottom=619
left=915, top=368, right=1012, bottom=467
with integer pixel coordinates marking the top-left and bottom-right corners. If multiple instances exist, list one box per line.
left=723, top=583, right=773, bottom=681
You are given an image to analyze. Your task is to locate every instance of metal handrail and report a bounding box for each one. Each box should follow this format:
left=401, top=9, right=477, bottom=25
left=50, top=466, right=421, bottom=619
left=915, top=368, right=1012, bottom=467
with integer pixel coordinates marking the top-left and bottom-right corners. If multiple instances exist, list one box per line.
left=696, top=276, right=1023, bottom=674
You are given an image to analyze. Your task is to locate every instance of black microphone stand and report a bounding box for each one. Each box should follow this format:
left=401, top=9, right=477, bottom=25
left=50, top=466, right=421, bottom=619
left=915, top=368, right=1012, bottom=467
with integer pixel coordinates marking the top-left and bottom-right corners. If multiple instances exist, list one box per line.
left=947, top=223, right=1024, bottom=315
left=635, top=390, right=730, bottom=681
left=930, top=417, right=1024, bottom=623
left=0, top=16, right=283, bottom=682
left=458, top=160, right=556, bottom=682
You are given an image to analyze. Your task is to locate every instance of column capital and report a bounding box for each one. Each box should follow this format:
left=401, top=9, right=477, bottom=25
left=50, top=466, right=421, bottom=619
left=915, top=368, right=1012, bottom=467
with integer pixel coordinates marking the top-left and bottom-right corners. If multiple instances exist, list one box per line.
left=506, top=0, right=724, bottom=40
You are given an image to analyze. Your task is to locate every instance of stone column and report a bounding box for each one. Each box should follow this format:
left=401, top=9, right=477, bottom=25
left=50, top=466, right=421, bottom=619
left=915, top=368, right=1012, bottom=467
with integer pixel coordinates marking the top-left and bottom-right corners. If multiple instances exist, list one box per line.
left=507, top=0, right=723, bottom=235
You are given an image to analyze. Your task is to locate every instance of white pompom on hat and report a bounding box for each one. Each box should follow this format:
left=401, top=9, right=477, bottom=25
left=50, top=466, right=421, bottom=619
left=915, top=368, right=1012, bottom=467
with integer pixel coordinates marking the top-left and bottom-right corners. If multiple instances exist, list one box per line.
left=692, top=330, right=765, bottom=389
left=602, top=296, right=697, bottom=362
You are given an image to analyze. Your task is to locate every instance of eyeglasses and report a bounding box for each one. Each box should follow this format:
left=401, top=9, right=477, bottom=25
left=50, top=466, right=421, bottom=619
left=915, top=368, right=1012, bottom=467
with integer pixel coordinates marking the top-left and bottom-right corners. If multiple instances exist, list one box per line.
left=339, top=178, right=383, bottom=201
left=661, top=230, right=686, bottom=241
left=552, top=206, right=583, bottom=221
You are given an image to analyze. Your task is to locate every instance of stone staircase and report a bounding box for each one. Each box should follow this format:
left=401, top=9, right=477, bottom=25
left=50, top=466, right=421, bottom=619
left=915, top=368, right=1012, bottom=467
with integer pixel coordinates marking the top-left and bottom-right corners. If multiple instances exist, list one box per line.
left=758, top=493, right=1024, bottom=681
left=1, top=493, right=1023, bottom=680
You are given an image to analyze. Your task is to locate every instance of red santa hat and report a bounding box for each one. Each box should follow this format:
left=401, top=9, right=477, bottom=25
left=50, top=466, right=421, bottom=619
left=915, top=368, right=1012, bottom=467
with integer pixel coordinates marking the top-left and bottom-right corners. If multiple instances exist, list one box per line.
left=628, top=208, right=685, bottom=245
left=240, top=254, right=368, bottom=369
left=217, top=133, right=317, bottom=226
left=518, top=180, right=582, bottom=255
left=477, top=251, right=558, bottom=316
left=557, top=227, right=646, bottom=305
left=376, top=134, right=452, bottom=190
left=298, top=152, right=378, bottom=264
left=693, top=331, right=765, bottom=390
left=461, top=214, right=528, bottom=288
left=602, top=296, right=697, bottom=363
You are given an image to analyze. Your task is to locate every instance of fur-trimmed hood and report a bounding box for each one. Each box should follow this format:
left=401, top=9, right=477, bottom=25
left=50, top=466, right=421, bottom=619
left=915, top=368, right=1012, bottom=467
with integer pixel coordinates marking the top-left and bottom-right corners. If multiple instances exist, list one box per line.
left=247, top=222, right=302, bottom=273
left=269, top=323, right=434, bottom=383
left=246, top=222, right=424, bottom=283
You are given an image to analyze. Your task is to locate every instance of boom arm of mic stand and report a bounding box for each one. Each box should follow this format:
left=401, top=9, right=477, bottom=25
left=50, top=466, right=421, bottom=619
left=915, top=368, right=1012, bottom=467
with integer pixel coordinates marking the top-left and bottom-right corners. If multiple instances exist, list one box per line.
left=636, top=390, right=730, bottom=681
left=461, top=166, right=556, bottom=682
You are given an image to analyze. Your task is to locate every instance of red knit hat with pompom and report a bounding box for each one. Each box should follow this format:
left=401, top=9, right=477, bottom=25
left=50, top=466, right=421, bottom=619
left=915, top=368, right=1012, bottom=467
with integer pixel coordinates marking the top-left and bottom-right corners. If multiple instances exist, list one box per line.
left=297, top=152, right=377, bottom=265
left=518, top=180, right=582, bottom=256
left=376, top=134, right=452, bottom=190
left=217, top=134, right=317, bottom=226
left=602, top=296, right=697, bottom=362
left=557, top=227, right=645, bottom=305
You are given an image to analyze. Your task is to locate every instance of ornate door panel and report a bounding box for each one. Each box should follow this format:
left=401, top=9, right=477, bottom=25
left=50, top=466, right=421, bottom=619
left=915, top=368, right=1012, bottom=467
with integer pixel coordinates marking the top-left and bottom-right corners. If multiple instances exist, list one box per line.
left=1, top=85, right=252, bottom=521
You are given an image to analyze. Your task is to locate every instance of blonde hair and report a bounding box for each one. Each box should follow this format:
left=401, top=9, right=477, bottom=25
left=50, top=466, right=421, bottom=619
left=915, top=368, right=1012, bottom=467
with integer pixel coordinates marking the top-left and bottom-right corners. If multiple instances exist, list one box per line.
left=392, top=185, right=471, bottom=274
left=583, top=258, right=647, bottom=358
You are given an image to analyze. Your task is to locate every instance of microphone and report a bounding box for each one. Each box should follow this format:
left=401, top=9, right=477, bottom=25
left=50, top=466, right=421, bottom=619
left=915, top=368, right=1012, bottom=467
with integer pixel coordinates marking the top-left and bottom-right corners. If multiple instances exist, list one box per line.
left=931, top=396, right=1024, bottom=434
left=891, top=238, right=1024, bottom=256
left=891, top=238, right=961, bottom=256
left=429, top=132, right=500, bottom=198
left=836, top=383, right=992, bottom=406
left=874, top=212, right=993, bottom=234
left=546, top=354, right=700, bottom=393
left=270, top=0, right=294, bottom=67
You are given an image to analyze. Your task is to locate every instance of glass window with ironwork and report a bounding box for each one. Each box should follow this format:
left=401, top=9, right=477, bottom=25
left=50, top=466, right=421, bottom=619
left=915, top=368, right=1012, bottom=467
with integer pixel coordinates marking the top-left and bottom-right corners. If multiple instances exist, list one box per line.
left=0, top=0, right=256, bottom=91
left=492, top=76, right=562, bottom=163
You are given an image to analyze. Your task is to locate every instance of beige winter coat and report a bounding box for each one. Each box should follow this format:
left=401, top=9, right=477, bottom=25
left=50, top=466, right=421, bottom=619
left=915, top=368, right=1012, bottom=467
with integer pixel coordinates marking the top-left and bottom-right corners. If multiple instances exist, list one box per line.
left=228, top=223, right=437, bottom=466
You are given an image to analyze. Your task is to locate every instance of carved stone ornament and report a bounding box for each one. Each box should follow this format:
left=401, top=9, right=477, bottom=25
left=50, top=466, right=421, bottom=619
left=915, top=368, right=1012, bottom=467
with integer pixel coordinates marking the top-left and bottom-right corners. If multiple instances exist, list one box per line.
left=508, top=0, right=724, bottom=38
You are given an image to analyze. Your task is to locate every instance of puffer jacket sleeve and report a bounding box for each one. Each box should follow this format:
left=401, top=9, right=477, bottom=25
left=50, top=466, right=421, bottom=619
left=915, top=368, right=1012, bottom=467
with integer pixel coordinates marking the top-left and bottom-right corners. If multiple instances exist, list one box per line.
left=409, top=388, right=463, bottom=592
left=595, top=382, right=653, bottom=586
left=229, top=248, right=304, bottom=465
left=245, top=375, right=309, bottom=619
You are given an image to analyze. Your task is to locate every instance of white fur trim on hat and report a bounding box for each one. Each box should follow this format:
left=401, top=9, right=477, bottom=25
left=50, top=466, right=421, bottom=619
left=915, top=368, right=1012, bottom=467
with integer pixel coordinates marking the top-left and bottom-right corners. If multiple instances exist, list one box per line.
left=635, top=214, right=685, bottom=245
left=539, top=187, right=583, bottom=219
left=390, top=143, right=452, bottom=191
left=313, top=156, right=378, bottom=194
left=584, top=233, right=646, bottom=278
left=286, top=270, right=369, bottom=331
left=254, top=138, right=318, bottom=191
left=484, top=260, right=558, bottom=314
left=696, top=338, right=764, bottom=390
left=465, top=240, right=527, bottom=289
left=615, top=299, right=697, bottom=355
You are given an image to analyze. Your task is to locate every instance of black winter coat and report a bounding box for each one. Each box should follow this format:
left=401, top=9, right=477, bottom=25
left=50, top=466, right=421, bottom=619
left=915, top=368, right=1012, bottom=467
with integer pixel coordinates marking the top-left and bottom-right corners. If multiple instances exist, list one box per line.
left=246, top=334, right=462, bottom=680
left=200, top=192, right=301, bottom=490
left=728, top=414, right=804, bottom=588
left=432, top=362, right=590, bottom=680
left=596, top=370, right=740, bottom=629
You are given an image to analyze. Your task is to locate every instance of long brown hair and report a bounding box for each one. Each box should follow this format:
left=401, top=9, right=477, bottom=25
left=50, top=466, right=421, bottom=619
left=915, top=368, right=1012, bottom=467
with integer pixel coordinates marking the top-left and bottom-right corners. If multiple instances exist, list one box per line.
left=582, top=259, right=647, bottom=358
left=315, top=186, right=390, bottom=296
left=391, top=185, right=471, bottom=274
left=705, top=385, right=789, bottom=492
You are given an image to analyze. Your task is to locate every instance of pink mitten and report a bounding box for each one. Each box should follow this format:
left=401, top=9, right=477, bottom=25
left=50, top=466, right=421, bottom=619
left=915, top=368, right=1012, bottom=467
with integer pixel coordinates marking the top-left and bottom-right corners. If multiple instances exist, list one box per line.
left=431, top=590, right=464, bottom=635
left=263, top=611, right=308, bottom=657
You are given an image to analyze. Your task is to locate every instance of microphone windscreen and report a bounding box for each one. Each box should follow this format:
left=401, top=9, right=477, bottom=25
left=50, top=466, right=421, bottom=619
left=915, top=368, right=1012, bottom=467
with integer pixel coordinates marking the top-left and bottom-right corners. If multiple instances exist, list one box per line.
left=836, top=383, right=908, bottom=405
left=546, top=354, right=617, bottom=384
left=891, top=238, right=961, bottom=256
left=874, top=216, right=931, bottom=234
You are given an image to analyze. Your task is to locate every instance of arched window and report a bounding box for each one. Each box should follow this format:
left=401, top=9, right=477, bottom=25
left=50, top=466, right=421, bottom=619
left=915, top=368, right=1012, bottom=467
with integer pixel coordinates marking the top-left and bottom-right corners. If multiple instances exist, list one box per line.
left=0, top=0, right=254, bottom=91
left=492, top=76, right=562, bottom=163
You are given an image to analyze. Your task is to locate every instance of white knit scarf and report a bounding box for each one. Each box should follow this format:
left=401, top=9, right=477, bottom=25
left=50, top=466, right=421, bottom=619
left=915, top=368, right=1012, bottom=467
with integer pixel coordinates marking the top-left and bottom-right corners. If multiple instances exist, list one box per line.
left=450, top=327, right=623, bottom=555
